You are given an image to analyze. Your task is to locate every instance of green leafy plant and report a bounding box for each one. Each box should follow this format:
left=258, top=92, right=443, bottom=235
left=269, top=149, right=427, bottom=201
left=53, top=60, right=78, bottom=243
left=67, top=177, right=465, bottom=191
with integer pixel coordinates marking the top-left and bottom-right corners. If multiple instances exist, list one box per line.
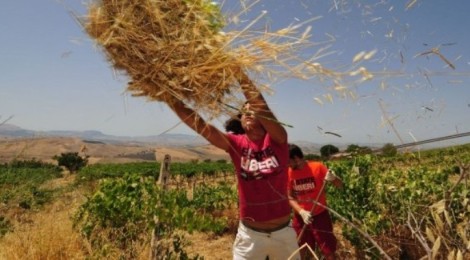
left=53, top=152, right=88, bottom=173
left=320, top=144, right=339, bottom=158
left=326, top=146, right=469, bottom=259
left=0, top=161, right=62, bottom=208
left=73, top=172, right=234, bottom=258
left=0, top=215, right=12, bottom=237
left=381, top=143, right=397, bottom=157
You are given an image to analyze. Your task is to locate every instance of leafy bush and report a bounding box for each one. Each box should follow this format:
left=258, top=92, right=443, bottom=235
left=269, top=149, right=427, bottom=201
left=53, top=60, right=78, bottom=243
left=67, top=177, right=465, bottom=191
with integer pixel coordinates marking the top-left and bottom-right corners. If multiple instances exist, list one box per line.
left=73, top=173, right=235, bottom=258
left=381, top=143, right=397, bottom=157
left=8, top=158, right=56, bottom=169
left=0, top=215, right=12, bottom=237
left=326, top=150, right=469, bottom=259
left=345, top=144, right=372, bottom=155
left=304, top=153, right=321, bottom=161
left=77, top=161, right=235, bottom=184
left=320, top=144, right=339, bottom=158
left=77, top=162, right=158, bottom=182
left=53, top=152, right=88, bottom=173
left=0, top=164, right=62, bottom=208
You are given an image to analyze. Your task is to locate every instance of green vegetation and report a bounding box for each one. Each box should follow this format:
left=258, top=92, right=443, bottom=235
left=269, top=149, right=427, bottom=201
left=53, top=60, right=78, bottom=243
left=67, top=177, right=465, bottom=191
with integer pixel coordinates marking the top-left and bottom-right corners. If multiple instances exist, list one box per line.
left=345, top=144, right=372, bottom=155
left=0, top=216, right=11, bottom=237
left=320, top=144, right=339, bottom=158
left=184, top=0, right=225, bottom=32
left=0, top=159, right=62, bottom=210
left=325, top=144, right=470, bottom=259
left=73, top=173, right=234, bottom=258
left=77, top=161, right=234, bottom=182
left=381, top=142, right=398, bottom=157
left=53, top=152, right=88, bottom=174
left=71, top=160, right=235, bottom=258
left=0, top=159, right=63, bottom=238
left=1, top=144, right=469, bottom=259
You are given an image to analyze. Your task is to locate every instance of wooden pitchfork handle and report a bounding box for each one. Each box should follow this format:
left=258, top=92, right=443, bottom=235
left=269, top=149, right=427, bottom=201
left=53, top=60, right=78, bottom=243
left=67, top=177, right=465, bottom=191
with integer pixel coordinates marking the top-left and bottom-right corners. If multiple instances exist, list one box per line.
left=296, top=179, right=328, bottom=242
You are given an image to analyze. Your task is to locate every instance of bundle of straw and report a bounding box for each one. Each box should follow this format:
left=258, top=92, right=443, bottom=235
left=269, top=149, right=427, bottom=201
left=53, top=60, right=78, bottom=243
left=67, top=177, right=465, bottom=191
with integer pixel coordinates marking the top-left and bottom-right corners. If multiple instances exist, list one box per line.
left=85, top=0, right=243, bottom=114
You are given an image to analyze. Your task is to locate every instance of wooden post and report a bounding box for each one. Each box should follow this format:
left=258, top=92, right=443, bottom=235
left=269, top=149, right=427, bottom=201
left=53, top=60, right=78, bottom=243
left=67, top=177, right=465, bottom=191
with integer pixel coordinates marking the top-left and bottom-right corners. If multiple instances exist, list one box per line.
left=157, top=154, right=171, bottom=190
left=150, top=154, right=171, bottom=259
left=149, top=216, right=160, bottom=260
left=187, top=179, right=195, bottom=201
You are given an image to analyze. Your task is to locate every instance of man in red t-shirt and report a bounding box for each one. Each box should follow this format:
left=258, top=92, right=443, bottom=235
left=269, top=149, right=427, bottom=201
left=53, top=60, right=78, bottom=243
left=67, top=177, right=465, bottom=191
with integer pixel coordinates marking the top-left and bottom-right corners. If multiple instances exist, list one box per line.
left=287, top=144, right=343, bottom=260
left=169, top=73, right=300, bottom=260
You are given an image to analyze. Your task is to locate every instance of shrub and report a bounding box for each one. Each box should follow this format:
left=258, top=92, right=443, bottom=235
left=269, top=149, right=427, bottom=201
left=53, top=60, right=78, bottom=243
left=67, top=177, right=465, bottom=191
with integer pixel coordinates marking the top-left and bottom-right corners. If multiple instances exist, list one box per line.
left=320, top=144, right=339, bottom=158
left=381, top=143, right=397, bottom=157
left=0, top=215, right=12, bottom=237
left=53, top=152, right=88, bottom=173
left=304, top=153, right=321, bottom=161
left=73, top=173, right=231, bottom=259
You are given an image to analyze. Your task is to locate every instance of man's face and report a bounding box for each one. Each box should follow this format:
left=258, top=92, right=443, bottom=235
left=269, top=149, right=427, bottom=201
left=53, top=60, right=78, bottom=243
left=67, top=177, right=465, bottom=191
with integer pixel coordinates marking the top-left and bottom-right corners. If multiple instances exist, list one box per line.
left=289, top=157, right=301, bottom=170
left=241, top=103, right=261, bottom=130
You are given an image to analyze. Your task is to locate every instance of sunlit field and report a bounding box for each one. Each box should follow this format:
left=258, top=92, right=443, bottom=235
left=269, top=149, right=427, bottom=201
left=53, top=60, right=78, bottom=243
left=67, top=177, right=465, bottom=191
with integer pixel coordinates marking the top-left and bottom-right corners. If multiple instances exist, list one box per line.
left=1, top=143, right=468, bottom=259
left=1, top=0, right=470, bottom=258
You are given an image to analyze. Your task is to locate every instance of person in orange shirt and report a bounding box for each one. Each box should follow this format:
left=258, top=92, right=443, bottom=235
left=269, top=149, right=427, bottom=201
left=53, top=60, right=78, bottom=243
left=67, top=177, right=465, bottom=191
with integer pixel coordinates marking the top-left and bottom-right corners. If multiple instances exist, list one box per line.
left=287, top=144, right=343, bottom=260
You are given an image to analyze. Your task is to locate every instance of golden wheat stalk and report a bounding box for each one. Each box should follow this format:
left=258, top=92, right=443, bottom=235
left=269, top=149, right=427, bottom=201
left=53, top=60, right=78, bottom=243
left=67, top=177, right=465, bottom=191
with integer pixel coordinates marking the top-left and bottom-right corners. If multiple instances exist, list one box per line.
left=80, top=0, right=332, bottom=118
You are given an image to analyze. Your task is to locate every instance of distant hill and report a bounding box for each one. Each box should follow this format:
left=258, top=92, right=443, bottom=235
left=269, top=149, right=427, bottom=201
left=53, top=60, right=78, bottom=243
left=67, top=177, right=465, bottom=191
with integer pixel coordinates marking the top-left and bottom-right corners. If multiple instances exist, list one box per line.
left=0, top=124, right=389, bottom=155
left=0, top=124, right=207, bottom=147
left=0, top=124, right=333, bottom=153
left=0, top=124, right=36, bottom=137
left=2, top=123, right=463, bottom=164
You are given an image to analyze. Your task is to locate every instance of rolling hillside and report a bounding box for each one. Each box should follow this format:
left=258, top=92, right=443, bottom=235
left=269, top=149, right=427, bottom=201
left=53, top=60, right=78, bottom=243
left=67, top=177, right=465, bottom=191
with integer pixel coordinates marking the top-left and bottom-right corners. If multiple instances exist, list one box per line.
left=0, top=136, right=229, bottom=164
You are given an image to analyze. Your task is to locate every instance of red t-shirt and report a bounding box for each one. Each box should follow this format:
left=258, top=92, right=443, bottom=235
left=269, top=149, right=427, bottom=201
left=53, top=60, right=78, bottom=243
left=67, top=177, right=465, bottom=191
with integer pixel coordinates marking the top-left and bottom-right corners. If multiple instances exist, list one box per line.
left=288, top=161, right=328, bottom=216
left=226, top=133, right=291, bottom=222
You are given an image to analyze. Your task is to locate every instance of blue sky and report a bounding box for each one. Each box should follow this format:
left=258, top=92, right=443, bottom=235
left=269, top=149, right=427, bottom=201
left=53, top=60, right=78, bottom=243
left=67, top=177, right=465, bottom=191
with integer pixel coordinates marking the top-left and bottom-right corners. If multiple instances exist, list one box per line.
left=1, top=0, right=469, bottom=147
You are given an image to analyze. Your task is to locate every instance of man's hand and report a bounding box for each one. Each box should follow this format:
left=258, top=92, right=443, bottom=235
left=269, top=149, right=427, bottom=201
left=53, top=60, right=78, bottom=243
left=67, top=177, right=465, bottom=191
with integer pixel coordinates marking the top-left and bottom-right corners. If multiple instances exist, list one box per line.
left=299, top=209, right=312, bottom=224
left=325, top=170, right=337, bottom=182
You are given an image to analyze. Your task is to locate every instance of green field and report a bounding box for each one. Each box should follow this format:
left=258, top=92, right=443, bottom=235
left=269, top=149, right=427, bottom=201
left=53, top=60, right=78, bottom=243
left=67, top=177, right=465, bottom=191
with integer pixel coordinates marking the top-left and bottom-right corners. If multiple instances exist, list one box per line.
left=1, top=144, right=469, bottom=259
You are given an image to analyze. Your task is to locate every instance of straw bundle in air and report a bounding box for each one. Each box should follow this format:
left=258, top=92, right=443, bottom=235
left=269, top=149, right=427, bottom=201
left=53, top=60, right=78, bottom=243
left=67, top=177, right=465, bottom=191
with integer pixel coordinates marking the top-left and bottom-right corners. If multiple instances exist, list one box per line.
left=85, top=0, right=242, bottom=113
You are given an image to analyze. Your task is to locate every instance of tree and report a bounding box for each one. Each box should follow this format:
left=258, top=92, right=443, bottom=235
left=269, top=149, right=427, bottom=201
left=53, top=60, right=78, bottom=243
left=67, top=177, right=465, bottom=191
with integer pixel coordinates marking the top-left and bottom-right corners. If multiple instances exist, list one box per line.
left=381, top=143, right=397, bottom=157
left=53, top=152, right=88, bottom=174
left=346, top=144, right=373, bottom=155
left=304, top=153, right=322, bottom=161
left=346, top=144, right=361, bottom=153
left=358, top=146, right=373, bottom=155
left=320, top=144, right=339, bottom=158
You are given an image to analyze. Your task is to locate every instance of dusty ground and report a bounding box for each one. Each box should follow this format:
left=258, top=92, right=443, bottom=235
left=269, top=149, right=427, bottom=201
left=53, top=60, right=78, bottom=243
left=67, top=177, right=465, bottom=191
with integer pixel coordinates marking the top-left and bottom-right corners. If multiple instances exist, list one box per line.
left=185, top=232, right=235, bottom=259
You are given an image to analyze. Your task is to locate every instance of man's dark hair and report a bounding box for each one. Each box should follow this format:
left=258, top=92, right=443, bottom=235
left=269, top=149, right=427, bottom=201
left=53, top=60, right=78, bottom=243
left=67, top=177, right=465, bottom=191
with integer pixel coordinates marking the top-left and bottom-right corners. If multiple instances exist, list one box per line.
left=289, top=144, right=304, bottom=159
left=224, top=115, right=245, bottom=135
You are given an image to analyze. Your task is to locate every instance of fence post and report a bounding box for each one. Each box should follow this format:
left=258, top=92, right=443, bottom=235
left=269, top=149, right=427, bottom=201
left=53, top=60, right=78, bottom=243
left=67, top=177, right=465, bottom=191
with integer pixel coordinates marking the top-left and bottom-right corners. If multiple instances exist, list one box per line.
left=157, top=154, right=171, bottom=190
left=149, top=154, right=171, bottom=259
left=149, top=216, right=160, bottom=260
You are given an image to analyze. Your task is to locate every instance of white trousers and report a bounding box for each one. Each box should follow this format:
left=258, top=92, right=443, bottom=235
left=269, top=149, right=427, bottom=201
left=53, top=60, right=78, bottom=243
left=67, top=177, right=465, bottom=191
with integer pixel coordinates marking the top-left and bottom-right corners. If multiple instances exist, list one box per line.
left=233, top=221, right=301, bottom=260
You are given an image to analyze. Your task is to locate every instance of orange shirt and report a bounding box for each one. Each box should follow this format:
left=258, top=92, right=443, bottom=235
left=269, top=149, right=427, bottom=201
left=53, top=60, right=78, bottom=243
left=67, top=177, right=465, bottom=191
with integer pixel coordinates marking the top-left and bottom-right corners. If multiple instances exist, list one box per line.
left=288, top=161, right=328, bottom=216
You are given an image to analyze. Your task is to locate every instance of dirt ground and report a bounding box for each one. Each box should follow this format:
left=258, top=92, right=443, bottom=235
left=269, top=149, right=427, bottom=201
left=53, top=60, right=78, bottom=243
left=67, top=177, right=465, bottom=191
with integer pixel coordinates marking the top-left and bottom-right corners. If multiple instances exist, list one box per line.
left=0, top=136, right=229, bottom=164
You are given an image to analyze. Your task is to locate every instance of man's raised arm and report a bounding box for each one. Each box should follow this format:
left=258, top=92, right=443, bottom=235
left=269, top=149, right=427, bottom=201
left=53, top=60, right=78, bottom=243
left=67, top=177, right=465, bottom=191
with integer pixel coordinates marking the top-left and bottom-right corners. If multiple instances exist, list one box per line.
left=239, top=72, right=287, bottom=144
left=169, top=100, right=231, bottom=151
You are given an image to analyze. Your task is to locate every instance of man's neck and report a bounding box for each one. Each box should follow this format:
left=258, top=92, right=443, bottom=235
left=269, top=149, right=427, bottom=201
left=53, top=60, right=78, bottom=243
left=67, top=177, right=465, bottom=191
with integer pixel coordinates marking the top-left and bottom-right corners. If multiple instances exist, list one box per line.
left=297, top=159, right=306, bottom=170
left=246, top=128, right=266, bottom=141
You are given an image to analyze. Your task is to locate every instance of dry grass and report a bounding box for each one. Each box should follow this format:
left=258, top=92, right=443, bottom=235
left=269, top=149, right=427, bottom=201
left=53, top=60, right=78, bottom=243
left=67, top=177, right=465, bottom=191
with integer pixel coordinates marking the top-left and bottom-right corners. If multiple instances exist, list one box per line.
left=0, top=175, right=89, bottom=260
left=184, top=232, right=235, bottom=259
left=84, top=0, right=244, bottom=115
left=0, top=137, right=229, bottom=164
left=0, top=172, right=238, bottom=260
left=79, top=0, right=324, bottom=118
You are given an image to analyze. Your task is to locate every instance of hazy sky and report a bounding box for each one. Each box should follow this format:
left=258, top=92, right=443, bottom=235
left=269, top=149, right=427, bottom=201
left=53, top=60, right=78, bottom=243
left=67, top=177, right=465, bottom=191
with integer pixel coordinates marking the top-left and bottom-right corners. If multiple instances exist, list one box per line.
left=1, top=0, right=469, bottom=146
